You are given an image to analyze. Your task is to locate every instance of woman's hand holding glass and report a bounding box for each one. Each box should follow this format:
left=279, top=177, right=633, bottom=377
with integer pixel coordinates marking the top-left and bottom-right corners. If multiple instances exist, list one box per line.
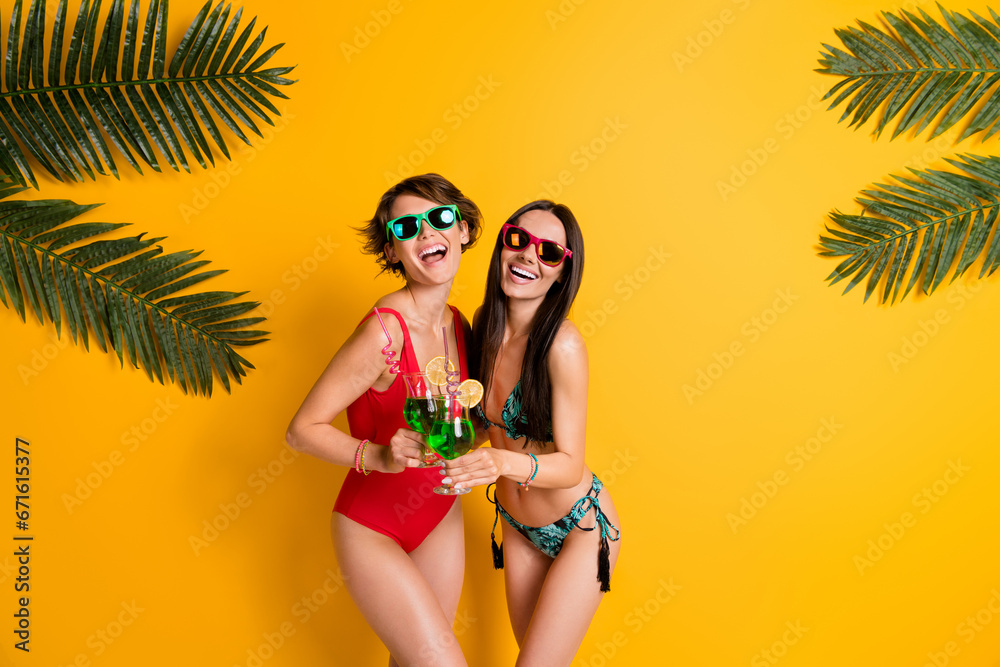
left=441, top=447, right=506, bottom=492
left=402, top=372, right=444, bottom=467
left=426, top=394, right=477, bottom=495
left=385, top=427, right=430, bottom=471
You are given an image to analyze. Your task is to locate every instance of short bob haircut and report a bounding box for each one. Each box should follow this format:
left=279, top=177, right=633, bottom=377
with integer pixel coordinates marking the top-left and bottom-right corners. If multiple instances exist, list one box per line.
left=358, top=173, right=482, bottom=277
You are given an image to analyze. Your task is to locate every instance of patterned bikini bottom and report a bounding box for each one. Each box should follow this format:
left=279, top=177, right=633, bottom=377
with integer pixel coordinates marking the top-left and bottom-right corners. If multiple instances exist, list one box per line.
left=488, top=474, right=621, bottom=592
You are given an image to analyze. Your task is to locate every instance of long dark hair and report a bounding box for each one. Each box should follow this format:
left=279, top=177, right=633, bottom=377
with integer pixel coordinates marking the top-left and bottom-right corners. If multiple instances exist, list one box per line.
left=473, top=200, right=585, bottom=446
left=358, top=173, right=482, bottom=277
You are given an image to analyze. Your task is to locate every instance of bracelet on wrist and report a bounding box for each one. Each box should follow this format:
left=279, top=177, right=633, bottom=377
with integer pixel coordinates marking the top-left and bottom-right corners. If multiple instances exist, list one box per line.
left=519, top=452, right=539, bottom=490
left=355, top=439, right=372, bottom=476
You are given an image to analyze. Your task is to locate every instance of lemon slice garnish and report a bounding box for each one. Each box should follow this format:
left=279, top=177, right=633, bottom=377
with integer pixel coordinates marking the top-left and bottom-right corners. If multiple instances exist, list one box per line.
left=424, top=356, right=456, bottom=386
left=456, top=379, right=484, bottom=408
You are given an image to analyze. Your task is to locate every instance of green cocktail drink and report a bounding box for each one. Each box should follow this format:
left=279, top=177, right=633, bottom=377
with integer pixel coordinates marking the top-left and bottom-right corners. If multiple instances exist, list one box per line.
left=402, top=373, right=441, bottom=467
left=403, top=396, right=435, bottom=434
left=428, top=394, right=475, bottom=495
left=426, top=417, right=475, bottom=460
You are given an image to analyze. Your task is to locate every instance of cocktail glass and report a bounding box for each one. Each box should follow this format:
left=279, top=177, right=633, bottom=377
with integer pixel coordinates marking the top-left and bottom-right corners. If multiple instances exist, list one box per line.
left=426, top=394, right=475, bottom=495
left=402, top=373, right=442, bottom=468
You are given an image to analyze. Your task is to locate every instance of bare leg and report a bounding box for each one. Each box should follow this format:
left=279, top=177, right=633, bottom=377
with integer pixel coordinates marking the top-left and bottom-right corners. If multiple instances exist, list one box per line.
left=499, top=521, right=553, bottom=646
left=514, top=489, right=622, bottom=667
left=403, top=501, right=466, bottom=661
left=333, top=506, right=468, bottom=667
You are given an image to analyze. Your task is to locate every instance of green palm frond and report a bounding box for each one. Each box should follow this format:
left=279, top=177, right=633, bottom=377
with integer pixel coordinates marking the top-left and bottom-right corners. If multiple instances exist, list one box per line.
left=819, top=153, right=1000, bottom=304
left=0, top=174, right=267, bottom=395
left=0, top=0, right=296, bottom=188
left=818, top=5, right=1000, bottom=141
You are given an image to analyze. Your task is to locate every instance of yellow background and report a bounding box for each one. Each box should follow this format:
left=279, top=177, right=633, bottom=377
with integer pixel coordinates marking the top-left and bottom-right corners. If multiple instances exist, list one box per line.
left=3, top=0, right=1000, bottom=665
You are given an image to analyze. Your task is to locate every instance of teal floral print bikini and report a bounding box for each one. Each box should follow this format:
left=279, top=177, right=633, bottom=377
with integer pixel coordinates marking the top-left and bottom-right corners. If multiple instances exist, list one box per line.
left=476, top=382, right=621, bottom=592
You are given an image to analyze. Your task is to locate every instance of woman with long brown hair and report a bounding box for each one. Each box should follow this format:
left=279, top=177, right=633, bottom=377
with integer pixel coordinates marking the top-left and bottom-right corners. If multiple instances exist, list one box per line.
left=443, top=200, right=621, bottom=666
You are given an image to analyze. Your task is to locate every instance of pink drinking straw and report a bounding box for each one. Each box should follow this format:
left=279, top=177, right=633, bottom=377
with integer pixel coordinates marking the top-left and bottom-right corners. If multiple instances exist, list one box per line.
left=373, top=308, right=400, bottom=374
left=442, top=326, right=460, bottom=395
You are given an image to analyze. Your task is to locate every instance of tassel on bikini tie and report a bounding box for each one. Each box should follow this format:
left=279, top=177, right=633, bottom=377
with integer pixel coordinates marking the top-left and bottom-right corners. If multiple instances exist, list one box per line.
left=488, top=483, right=504, bottom=569
left=597, top=534, right=611, bottom=593
left=491, top=534, right=504, bottom=570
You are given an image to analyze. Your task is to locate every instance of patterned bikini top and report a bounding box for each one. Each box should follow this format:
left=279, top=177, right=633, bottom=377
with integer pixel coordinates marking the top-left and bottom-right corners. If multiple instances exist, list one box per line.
left=474, top=380, right=554, bottom=443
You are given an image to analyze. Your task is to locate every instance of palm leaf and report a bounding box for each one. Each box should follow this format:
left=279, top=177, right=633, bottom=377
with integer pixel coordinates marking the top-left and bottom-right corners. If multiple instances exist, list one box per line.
left=817, top=5, right=1000, bottom=141
left=0, top=172, right=267, bottom=395
left=819, top=153, right=1000, bottom=304
left=0, top=0, right=296, bottom=188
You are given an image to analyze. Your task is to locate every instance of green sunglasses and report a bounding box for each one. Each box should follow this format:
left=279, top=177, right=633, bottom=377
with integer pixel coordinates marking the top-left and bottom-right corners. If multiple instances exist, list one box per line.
left=386, top=205, right=462, bottom=241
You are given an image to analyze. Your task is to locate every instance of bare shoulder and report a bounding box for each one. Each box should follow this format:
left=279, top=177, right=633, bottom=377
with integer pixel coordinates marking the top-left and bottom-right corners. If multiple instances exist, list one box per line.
left=347, top=298, right=403, bottom=350
left=369, top=292, right=408, bottom=332
left=373, top=288, right=406, bottom=313
left=549, top=320, right=588, bottom=371
left=331, top=300, right=405, bottom=392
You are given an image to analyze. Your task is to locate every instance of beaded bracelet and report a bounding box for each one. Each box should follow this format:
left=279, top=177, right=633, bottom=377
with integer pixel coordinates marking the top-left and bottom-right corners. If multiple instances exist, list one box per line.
left=355, top=439, right=371, bottom=476
left=519, top=452, right=539, bottom=489
left=518, top=457, right=532, bottom=489
left=361, top=441, right=372, bottom=476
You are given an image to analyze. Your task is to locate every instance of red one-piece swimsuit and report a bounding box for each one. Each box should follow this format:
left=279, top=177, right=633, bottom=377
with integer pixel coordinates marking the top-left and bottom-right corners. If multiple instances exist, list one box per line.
left=333, top=306, right=469, bottom=553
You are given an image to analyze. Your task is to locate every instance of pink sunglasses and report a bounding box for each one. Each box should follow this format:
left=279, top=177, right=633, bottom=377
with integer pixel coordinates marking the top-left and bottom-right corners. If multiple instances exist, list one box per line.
left=500, top=223, right=573, bottom=267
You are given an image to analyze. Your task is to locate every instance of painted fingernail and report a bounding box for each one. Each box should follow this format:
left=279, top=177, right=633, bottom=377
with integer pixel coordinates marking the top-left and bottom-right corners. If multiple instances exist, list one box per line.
left=442, top=477, right=453, bottom=485
left=439, top=468, right=446, bottom=475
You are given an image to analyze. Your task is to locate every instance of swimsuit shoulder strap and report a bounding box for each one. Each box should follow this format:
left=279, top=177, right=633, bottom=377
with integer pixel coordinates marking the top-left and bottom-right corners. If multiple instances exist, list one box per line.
left=358, top=307, right=419, bottom=373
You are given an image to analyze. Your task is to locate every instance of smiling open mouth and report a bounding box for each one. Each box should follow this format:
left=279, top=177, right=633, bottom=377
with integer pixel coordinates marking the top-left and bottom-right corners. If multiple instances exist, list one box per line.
left=419, top=244, right=448, bottom=263
left=509, top=264, right=538, bottom=280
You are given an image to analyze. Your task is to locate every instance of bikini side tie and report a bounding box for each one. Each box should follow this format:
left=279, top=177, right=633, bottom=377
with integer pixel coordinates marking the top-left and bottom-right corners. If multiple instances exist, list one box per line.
left=487, top=483, right=504, bottom=569
left=568, top=490, right=621, bottom=592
